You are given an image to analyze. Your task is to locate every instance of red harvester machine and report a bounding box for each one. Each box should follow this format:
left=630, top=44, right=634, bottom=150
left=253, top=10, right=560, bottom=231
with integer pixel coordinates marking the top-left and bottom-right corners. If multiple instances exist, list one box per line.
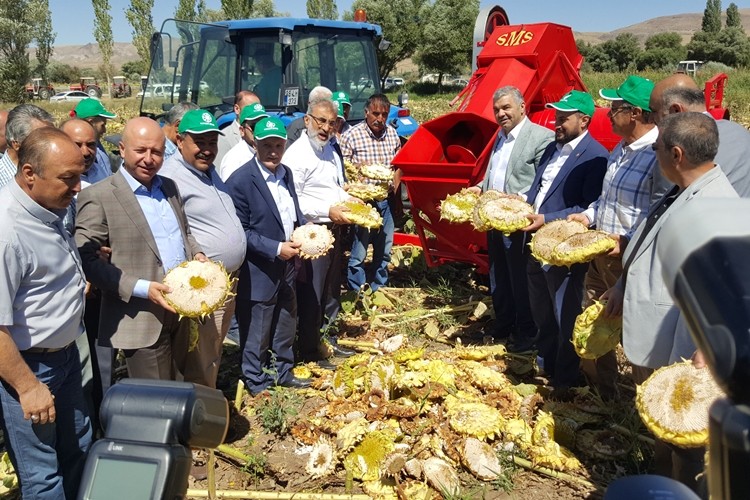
left=392, top=5, right=728, bottom=274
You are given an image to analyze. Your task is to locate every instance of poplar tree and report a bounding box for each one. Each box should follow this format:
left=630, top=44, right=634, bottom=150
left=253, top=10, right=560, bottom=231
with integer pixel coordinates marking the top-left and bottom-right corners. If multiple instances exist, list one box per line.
left=92, top=0, right=114, bottom=90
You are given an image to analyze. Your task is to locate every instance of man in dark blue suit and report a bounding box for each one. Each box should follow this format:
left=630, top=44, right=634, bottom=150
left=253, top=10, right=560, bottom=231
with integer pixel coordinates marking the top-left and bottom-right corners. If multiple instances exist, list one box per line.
left=521, top=91, right=608, bottom=397
left=226, top=117, right=311, bottom=395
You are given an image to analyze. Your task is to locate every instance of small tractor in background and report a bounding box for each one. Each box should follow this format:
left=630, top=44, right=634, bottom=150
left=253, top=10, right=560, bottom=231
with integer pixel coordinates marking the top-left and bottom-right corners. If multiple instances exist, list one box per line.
left=69, top=77, right=103, bottom=98
left=111, top=76, right=132, bottom=98
left=25, top=78, right=55, bottom=100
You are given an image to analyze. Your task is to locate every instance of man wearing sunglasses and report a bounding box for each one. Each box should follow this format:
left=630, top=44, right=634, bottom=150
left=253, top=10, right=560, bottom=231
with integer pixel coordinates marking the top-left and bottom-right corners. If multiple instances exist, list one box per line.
left=568, top=75, right=673, bottom=400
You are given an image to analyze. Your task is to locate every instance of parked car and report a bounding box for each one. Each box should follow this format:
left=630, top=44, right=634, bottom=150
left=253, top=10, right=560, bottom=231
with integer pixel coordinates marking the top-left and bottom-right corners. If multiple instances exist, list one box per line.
left=384, top=77, right=405, bottom=90
left=137, top=83, right=173, bottom=98
left=447, top=78, right=469, bottom=87
left=49, top=91, right=92, bottom=102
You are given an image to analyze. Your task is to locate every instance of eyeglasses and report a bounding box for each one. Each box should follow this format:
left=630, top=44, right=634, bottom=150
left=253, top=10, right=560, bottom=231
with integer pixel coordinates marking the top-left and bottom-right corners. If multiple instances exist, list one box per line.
left=307, top=114, right=337, bottom=128
left=609, top=105, right=633, bottom=117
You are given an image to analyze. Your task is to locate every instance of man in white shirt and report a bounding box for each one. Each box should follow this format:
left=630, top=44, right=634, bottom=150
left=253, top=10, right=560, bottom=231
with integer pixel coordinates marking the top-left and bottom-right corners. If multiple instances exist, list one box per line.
left=282, top=98, right=358, bottom=366
left=219, top=102, right=268, bottom=182
left=521, top=91, right=609, bottom=398
left=467, top=86, right=553, bottom=350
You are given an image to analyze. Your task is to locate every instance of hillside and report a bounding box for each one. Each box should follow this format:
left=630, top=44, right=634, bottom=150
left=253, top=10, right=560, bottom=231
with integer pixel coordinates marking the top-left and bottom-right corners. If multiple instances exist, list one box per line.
left=48, top=8, right=750, bottom=72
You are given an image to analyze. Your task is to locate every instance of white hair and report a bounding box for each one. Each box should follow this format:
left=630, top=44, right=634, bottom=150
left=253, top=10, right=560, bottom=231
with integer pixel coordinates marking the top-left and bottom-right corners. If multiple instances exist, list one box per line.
left=308, top=86, right=332, bottom=102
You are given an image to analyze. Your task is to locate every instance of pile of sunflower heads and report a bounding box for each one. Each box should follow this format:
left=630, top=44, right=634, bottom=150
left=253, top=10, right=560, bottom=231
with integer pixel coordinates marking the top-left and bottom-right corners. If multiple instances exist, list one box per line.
left=0, top=452, right=17, bottom=496
left=290, top=340, right=611, bottom=499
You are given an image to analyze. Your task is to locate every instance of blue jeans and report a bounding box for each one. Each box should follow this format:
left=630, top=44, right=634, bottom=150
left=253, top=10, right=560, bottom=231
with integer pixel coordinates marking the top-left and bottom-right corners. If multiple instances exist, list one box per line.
left=347, top=199, right=394, bottom=291
left=0, top=343, right=92, bottom=499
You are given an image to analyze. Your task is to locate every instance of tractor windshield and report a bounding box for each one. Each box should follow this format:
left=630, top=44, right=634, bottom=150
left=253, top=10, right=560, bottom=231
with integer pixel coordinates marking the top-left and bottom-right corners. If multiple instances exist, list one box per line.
left=141, top=18, right=381, bottom=123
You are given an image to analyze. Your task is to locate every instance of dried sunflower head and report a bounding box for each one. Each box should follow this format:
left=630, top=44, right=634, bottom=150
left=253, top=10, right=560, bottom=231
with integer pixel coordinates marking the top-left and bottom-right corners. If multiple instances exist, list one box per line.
left=572, top=300, right=622, bottom=359
left=346, top=181, right=389, bottom=201
left=292, top=224, right=335, bottom=259
left=162, top=259, right=235, bottom=319
left=360, top=163, right=394, bottom=182
left=636, top=361, right=725, bottom=448
left=460, top=437, right=504, bottom=480
left=305, top=436, right=336, bottom=477
left=447, top=401, right=505, bottom=440
left=529, top=219, right=588, bottom=266
left=476, top=197, right=533, bottom=235
left=335, top=200, right=383, bottom=229
left=440, top=189, right=479, bottom=223
left=551, top=230, right=616, bottom=266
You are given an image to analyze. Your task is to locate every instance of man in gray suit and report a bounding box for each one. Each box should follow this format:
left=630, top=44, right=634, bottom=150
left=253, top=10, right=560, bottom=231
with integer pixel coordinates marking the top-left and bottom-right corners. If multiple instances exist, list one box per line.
left=76, top=117, right=206, bottom=380
left=603, top=112, right=737, bottom=491
left=468, top=86, right=553, bottom=349
left=650, top=73, right=750, bottom=197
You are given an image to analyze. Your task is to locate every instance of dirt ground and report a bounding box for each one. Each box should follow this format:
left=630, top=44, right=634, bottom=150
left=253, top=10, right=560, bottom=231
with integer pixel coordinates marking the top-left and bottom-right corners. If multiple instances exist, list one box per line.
left=185, top=253, right=657, bottom=500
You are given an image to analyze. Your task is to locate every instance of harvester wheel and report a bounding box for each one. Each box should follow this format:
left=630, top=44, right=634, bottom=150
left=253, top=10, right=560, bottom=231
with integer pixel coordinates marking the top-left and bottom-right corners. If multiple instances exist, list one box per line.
left=86, top=86, right=102, bottom=98
left=39, top=88, right=51, bottom=100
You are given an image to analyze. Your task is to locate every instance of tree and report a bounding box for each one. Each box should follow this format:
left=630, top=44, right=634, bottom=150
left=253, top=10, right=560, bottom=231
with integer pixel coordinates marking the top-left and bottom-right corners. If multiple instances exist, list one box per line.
left=30, top=0, right=54, bottom=82
left=726, top=2, right=742, bottom=29
left=415, top=0, right=479, bottom=85
left=600, top=33, right=641, bottom=71
left=307, top=0, right=338, bottom=19
left=121, top=60, right=148, bottom=79
left=92, top=0, right=114, bottom=94
left=0, top=0, right=35, bottom=101
left=637, top=32, right=686, bottom=70
left=175, top=0, right=208, bottom=21
left=345, top=0, right=428, bottom=82
left=125, top=0, right=155, bottom=64
left=702, top=0, right=722, bottom=34
left=221, top=0, right=253, bottom=19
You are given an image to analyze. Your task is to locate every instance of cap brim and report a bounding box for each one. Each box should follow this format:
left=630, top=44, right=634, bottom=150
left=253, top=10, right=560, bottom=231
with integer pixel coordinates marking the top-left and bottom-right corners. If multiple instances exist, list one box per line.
left=184, top=128, right=224, bottom=136
left=545, top=102, right=578, bottom=112
left=257, top=133, right=286, bottom=140
left=243, top=113, right=269, bottom=123
left=598, top=88, right=621, bottom=101
left=99, top=111, right=117, bottom=118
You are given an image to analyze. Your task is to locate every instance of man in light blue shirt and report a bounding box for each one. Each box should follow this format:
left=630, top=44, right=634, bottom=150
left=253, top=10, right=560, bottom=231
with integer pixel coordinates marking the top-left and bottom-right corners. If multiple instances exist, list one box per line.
left=0, top=128, right=92, bottom=499
left=73, top=98, right=117, bottom=181
left=160, top=110, right=246, bottom=387
left=76, top=117, right=205, bottom=380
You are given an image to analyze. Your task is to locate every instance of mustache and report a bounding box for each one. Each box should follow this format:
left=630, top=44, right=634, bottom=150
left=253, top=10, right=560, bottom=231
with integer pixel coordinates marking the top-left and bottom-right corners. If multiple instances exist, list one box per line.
left=196, top=152, right=214, bottom=161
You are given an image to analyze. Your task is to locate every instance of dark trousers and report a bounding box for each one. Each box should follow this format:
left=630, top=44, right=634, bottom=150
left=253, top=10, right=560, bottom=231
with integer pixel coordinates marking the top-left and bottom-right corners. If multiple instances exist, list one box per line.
left=237, top=261, right=297, bottom=394
left=527, top=256, right=588, bottom=388
left=123, top=311, right=190, bottom=380
left=83, top=293, right=114, bottom=429
left=297, top=225, right=343, bottom=361
left=488, top=229, right=535, bottom=340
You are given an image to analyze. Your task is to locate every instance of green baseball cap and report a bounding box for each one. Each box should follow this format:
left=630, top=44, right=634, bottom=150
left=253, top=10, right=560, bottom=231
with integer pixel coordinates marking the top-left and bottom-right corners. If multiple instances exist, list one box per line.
left=178, top=109, right=223, bottom=135
left=332, top=91, right=351, bottom=106
left=74, top=98, right=116, bottom=119
left=254, top=117, right=287, bottom=140
left=240, top=102, right=269, bottom=124
left=599, top=75, right=654, bottom=112
left=333, top=99, right=346, bottom=119
left=545, top=90, right=595, bottom=117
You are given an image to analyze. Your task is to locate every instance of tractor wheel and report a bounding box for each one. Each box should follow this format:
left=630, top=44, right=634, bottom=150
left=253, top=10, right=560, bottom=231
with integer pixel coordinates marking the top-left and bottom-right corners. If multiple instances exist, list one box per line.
left=124, top=84, right=132, bottom=98
left=39, top=88, right=51, bottom=100
left=86, top=86, right=102, bottom=98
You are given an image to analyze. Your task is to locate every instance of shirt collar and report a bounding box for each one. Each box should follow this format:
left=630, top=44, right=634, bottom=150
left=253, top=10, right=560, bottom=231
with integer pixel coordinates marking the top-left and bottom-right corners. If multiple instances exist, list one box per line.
left=255, top=158, right=284, bottom=182
left=625, top=126, right=659, bottom=153
left=8, top=178, right=65, bottom=224
left=499, top=116, right=528, bottom=141
left=174, top=151, right=213, bottom=181
left=556, top=130, right=588, bottom=154
left=119, top=166, right=162, bottom=193
left=364, top=122, right=389, bottom=140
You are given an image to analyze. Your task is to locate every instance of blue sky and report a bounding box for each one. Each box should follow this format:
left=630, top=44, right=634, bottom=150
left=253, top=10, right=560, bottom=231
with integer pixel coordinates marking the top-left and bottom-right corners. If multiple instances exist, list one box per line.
left=51, top=0, right=738, bottom=45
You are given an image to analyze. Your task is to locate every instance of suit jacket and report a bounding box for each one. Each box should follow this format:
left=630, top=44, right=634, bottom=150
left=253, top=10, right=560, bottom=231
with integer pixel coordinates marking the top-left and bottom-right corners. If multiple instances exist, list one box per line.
left=526, top=132, right=609, bottom=222
left=226, top=158, right=307, bottom=302
left=621, top=167, right=738, bottom=368
left=480, top=119, right=554, bottom=194
left=715, top=118, right=750, bottom=197
left=75, top=171, right=202, bottom=349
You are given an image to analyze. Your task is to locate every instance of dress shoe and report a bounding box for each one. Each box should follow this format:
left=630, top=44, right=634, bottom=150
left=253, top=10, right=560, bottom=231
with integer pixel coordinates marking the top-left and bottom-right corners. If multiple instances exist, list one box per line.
left=281, top=376, right=312, bottom=390
left=330, top=343, right=355, bottom=357
left=506, top=338, right=536, bottom=353
left=313, top=359, right=337, bottom=371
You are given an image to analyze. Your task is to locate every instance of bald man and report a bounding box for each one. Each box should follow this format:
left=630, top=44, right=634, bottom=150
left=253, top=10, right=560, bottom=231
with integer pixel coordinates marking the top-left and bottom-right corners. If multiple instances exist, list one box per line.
left=650, top=73, right=750, bottom=197
left=76, top=117, right=205, bottom=380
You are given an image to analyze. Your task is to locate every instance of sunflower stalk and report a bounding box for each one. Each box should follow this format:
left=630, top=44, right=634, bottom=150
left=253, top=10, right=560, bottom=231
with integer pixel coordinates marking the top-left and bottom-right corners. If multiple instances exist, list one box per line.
left=216, top=444, right=251, bottom=463
left=185, top=490, right=371, bottom=499
left=610, top=424, right=656, bottom=446
left=371, top=301, right=484, bottom=327
left=511, top=456, right=597, bottom=489
left=234, top=381, right=244, bottom=411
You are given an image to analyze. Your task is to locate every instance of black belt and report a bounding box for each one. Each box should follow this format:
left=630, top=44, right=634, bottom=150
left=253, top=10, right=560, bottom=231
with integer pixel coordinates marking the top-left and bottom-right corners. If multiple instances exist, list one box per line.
left=23, top=340, right=75, bottom=354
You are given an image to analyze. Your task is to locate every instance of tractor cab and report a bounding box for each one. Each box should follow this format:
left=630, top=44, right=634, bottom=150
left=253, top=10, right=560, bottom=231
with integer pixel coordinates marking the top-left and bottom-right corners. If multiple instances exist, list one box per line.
left=141, top=17, right=416, bottom=136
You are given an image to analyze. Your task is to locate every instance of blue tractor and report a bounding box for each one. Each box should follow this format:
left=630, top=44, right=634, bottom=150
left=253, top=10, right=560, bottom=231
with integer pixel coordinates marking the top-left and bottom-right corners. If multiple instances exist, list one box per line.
left=140, top=17, right=418, bottom=137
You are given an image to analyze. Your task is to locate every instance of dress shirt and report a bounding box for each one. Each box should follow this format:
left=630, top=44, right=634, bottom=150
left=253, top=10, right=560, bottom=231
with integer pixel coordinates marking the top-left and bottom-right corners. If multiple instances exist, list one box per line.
left=256, top=161, right=297, bottom=255
left=0, top=153, right=16, bottom=188
left=164, top=138, right=178, bottom=160
left=220, top=140, right=256, bottom=182
left=583, top=127, right=659, bottom=234
left=160, top=153, right=246, bottom=272
left=534, top=132, right=588, bottom=212
left=0, top=181, right=86, bottom=349
left=83, top=148, right=113, bottom=186
left=489, top=117, right=528, bottom=192
left=119, top=168, right=187, bottom=298
left=282, top=132, right=348, bottom=223
left=340, top=121, right=400, bottom=165
left=216, top=119, right=241, bottom=167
